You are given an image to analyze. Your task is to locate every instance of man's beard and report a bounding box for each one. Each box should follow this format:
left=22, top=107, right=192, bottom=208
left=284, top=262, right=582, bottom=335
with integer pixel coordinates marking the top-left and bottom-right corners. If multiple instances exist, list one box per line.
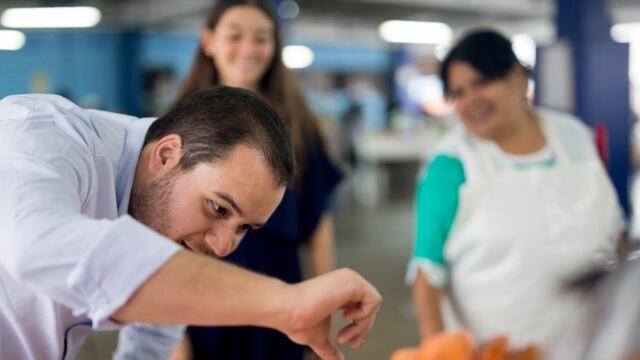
left=128, top=170, right=219, bottom=257
left=128, top=170, right=177, bottom=238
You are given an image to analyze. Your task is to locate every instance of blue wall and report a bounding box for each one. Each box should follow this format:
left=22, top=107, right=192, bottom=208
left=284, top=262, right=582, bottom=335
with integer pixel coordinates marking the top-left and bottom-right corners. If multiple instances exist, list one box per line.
left=295, top=41, right=391, bottom=72
left=138, top=31, right=199, bottom=80
left=0, top=29, right=390, bottom=114
left=0, top=30, right=124, bottom=111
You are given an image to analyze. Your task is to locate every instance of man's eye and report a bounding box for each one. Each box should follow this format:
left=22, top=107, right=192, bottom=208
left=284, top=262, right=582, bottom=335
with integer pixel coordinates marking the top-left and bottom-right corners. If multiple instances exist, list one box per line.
left=210, top=201, right=227, bottom=216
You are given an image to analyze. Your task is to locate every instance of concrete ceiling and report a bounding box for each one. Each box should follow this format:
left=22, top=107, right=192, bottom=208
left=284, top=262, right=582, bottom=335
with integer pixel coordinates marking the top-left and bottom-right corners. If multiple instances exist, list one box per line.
left=0, top=0, right=552, bottom=28
left=0, top=0, right=637, bottom=44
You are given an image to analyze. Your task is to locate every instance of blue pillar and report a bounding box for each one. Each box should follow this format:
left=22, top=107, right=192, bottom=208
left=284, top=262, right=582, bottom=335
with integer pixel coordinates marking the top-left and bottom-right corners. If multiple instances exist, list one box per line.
left=119, top=29, right=143, bottom=117
left=555, top=0, right=631, bottom=213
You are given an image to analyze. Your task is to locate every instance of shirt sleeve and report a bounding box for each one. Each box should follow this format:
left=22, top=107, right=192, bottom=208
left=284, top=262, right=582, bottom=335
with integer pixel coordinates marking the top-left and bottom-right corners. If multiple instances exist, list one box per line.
left=114, top=324, right=186, bottom=360
left=0, top=155, right=181, bottom=329
left=406, top=154, right=465, bottom=288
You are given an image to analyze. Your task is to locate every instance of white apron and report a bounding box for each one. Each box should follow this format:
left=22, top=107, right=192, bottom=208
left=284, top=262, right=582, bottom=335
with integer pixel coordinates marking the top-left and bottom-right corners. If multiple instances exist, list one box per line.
left=442, top=114, right=621, bottom=350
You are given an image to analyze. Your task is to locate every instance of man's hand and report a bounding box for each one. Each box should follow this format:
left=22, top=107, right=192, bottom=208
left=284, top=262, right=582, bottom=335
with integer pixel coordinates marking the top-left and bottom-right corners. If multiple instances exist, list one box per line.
left=278, top=268, right=382, bottom=360
left=111, top=253, right=380, bottom=360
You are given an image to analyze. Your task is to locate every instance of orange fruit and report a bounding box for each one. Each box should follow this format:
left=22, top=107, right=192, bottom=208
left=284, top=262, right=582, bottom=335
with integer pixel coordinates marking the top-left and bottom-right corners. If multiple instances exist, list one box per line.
left=418, top=330, right=474, bottom=360
left=390, top=347, right=420, bottom=360
left=478, top=336, right=509, bottom=360
left=509, top=345, right=542, bottom=360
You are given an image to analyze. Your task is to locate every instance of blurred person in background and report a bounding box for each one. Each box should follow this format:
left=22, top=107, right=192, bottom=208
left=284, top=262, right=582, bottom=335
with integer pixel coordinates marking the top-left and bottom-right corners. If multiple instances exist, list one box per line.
left=115, top=1, right=343, bottom=359
left=406, top=29, right=623, bottom=355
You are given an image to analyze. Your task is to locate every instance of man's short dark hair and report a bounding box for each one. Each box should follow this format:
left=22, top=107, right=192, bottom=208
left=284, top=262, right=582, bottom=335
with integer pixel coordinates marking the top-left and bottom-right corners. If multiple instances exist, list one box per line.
left=144, top=86, right=295, bottom=186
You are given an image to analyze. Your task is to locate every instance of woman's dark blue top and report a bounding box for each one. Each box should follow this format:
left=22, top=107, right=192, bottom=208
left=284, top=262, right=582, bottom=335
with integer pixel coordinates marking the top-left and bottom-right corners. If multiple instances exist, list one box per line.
left=187, top=142, right=343, bottom=360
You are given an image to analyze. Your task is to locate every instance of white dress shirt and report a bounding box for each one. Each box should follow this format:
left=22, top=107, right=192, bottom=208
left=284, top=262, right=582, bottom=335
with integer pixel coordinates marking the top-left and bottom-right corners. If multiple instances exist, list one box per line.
left=0, top=94, right=182, bottom=359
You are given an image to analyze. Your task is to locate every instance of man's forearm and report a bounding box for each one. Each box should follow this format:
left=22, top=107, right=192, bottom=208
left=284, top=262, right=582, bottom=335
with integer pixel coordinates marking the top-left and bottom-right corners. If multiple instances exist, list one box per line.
left=111, top=250, right=289, bottom=330
left=112, top=250, right=382, bottom=360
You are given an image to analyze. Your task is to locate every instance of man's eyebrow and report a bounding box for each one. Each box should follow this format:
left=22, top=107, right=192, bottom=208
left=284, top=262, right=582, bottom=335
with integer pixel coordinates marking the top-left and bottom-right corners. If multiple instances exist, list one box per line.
left=214, top=191, right=244, bottom=216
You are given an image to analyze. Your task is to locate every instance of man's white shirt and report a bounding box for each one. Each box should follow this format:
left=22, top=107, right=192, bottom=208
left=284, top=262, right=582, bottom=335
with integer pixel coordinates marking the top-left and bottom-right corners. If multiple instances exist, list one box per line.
left=0, top=94, right=181, bottom=359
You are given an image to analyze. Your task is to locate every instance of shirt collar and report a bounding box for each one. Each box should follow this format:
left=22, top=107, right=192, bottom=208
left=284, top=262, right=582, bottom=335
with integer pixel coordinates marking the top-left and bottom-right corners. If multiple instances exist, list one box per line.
left=116, top=117, right=154, bottom=216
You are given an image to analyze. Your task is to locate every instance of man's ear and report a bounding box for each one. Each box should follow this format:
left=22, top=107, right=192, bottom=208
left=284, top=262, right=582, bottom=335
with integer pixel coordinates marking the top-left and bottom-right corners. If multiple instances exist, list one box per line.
left=148, top=134, right=183, bottom=175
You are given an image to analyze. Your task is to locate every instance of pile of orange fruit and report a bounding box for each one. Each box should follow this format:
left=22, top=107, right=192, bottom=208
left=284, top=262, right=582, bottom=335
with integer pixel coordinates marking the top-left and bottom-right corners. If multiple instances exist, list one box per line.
left=390, top=331, right=541, bottom=360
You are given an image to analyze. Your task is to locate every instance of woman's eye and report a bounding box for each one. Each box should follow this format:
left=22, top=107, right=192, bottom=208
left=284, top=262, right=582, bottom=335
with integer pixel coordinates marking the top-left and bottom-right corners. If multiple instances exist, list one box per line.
left=448, top=90, right=462, bottom=100
left=474, top=78, right=489, bottom=88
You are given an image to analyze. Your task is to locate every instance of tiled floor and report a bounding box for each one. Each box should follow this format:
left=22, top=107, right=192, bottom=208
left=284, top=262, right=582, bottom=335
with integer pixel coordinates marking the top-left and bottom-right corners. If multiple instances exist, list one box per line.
left=77, top=179, right=421, bottom=360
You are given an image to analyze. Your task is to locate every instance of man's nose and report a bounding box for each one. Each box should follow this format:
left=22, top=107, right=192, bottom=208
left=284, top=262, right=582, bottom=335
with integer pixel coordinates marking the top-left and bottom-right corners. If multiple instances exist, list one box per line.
left=203, top=227, right=237, bottom=257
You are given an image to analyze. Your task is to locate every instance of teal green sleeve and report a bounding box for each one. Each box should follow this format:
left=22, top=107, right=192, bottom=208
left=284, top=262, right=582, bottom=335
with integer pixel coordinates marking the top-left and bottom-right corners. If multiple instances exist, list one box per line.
left=413, top=155, right=465, bottom=266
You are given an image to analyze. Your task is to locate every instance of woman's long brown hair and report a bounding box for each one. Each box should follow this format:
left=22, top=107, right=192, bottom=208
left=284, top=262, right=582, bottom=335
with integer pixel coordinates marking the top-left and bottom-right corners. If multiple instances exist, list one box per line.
left=175, top=0, right=325, bottom=175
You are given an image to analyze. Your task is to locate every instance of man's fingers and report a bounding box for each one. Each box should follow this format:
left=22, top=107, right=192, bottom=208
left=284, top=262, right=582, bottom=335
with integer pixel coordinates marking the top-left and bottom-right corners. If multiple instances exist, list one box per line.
left=337, top=313, right=376, bottom=346
left=284, top=269, right=381, bottom=359
left=310, top=338, right=345, bottom=360
left=343, top=306, right=365, bottom=320
left=337, top=322, right=367, bottom=349
left=348, top=335, right=366, bottom=349
left=339, top=299, right=379, bottom=345
left=343, top=300, right=381, bottom=322
left=337, top=322, right=358, bottom=344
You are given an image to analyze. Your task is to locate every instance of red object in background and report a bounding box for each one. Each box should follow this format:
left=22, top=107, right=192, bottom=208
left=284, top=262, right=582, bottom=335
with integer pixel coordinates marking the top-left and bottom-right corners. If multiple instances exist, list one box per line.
left=594, top=122, right=609, bottom=169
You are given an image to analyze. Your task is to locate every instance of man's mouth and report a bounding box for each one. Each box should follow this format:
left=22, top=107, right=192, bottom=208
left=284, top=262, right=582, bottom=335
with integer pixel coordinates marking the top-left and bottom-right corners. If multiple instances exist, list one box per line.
left=178, top=239, right=194, bottom=251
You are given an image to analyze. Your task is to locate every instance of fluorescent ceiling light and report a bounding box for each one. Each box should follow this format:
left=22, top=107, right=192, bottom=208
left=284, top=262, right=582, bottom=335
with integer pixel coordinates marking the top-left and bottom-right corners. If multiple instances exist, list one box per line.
left=0, top=30, right=25, bottom=50
left=434, top=43, right=450, bottom=61
left=611, top=22, right=640, bottom=43
left=511, top=33, right=537, bottom=68
left=282, top=45, right=314, bottom=69
left=1, top=7, right=101, bottom=28
left=379, top=20, right=452, bottom=45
